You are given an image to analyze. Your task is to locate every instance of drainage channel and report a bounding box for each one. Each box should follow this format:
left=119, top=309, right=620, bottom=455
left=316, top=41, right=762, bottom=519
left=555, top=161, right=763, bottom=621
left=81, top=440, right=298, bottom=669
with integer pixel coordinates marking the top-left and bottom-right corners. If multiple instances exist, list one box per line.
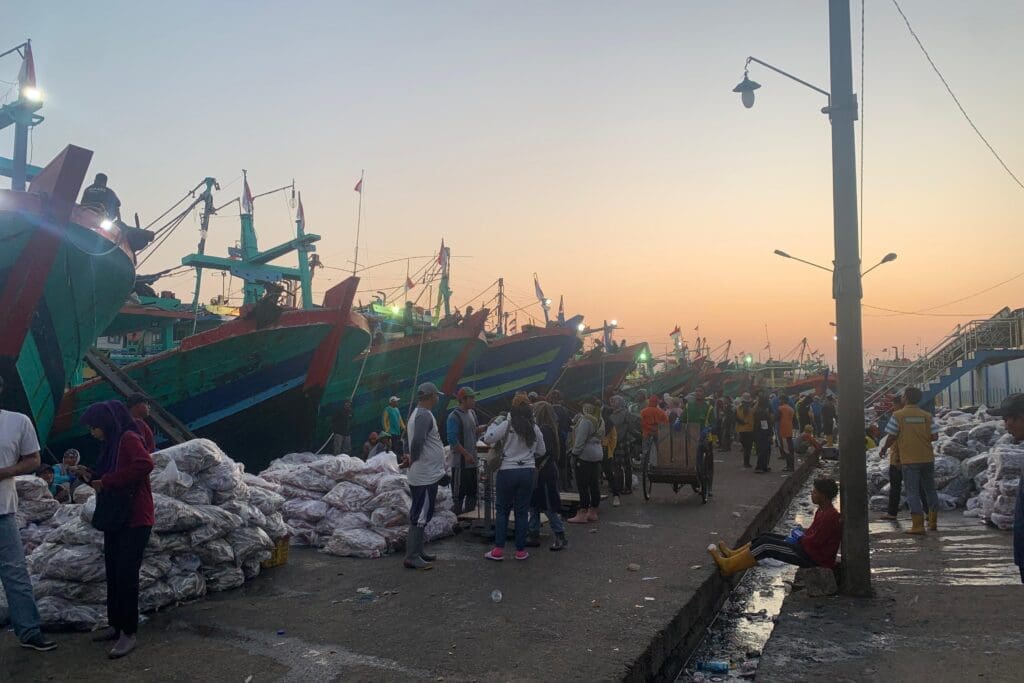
left=676, top=465, right=832, bottom=682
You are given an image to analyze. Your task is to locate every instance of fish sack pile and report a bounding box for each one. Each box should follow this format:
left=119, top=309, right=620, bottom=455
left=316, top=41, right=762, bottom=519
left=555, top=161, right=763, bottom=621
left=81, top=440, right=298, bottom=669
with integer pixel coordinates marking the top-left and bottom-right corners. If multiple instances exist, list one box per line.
left=6, top=439, right=286, bottom=631
left=866, top=406, right=1018, bottom=520
left=259, top=451, right=457, bottom=558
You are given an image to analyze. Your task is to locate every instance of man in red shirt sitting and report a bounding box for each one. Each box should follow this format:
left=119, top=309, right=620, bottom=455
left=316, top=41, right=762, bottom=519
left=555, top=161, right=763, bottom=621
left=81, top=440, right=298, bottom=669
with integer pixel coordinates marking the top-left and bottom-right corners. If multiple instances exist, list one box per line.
left=708, top=478, right=842, bottom=576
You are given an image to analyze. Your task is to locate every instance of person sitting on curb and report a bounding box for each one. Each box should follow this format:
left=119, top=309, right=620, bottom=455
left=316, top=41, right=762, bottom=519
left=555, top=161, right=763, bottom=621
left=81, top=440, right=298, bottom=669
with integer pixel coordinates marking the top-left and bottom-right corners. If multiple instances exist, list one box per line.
left=707, top=478, right=842, bottom=576
left=794, top=425, right=823, bottom=458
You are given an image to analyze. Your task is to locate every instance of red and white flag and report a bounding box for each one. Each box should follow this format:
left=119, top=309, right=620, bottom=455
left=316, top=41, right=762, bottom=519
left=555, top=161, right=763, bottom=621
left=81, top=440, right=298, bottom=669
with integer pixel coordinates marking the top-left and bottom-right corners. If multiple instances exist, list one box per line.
left=405, top=276, right=416, bottom=292
left=296, top=192, right=305, bottom=230
left=669, top=325, right=681, bottom=338
left=18, top=42, right=35, bottom=89
left=353, top=178, right=363, bottom=193
left=437, top=239, right=449, bottom=268
left=241, top=177, right=254, bottom=215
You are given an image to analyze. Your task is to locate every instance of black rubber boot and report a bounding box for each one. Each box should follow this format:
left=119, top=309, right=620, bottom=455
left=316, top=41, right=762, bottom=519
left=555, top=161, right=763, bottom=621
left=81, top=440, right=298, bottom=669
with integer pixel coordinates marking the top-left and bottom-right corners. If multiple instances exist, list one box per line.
left=550, top=532, right=568, bottom=551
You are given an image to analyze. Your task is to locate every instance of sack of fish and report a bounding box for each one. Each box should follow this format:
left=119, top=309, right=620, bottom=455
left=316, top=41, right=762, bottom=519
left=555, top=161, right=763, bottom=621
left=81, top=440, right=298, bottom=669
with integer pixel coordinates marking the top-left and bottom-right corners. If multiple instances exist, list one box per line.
left=260, top=451, right=458, bottom=558
left=866, top=406, right=1023, bottom=528
left=7, top=439, right=287, bottom=630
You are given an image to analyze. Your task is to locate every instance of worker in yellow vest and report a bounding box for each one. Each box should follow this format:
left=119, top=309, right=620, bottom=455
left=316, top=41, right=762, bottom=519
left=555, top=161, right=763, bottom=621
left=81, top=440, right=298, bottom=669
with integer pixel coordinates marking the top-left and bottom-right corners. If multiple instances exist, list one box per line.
left=883, top=387, right=939, bottom=535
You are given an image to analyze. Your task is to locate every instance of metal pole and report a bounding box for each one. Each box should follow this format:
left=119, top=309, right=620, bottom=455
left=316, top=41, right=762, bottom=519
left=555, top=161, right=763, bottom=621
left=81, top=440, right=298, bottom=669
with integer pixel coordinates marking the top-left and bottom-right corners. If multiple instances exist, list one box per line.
left=352, top=170, right=364, bottom=276
left=828, top=0, right=870, bottom=597
left=11, top=118, right=28, bottom=192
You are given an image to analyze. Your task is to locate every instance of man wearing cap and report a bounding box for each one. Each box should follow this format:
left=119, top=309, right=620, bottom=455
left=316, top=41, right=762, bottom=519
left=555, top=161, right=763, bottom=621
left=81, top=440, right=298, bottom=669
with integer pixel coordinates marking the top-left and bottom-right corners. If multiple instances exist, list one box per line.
left=0, top=376, right=58, bottom=651
left=446, top=387, right=484, bottom=515
left=126, top=393, right=155, bottom=452
left=382, top=395, right=406, bottom=446
left=884, top=387, right=940, bottom=535
left=990, top=393, right=1024, bottom=582
left=402, top=383, right=446, bottom=570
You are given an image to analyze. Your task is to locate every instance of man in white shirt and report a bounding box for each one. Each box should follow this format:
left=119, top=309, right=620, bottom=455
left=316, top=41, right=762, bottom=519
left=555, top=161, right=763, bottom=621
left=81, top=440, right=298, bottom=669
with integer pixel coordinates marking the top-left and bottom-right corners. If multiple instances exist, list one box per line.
left=0, top=377, right=57, bottom=651
left=402, top=382, right=446, bottom=570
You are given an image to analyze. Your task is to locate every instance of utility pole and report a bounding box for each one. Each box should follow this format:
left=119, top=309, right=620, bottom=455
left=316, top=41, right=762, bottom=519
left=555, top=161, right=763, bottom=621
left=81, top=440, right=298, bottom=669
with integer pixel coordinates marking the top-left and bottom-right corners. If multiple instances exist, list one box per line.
left=496, top=277, right=505, bottom=335
left=828, top=0, right=871, bottom=597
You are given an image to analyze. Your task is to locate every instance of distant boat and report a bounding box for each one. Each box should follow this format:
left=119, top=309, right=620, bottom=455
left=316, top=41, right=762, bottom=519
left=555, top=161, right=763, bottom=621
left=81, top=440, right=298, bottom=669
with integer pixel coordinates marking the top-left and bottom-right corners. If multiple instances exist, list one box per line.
left=0, top=146, right=138, bottom=442
left=50, top=278, right=369, bottom=470
left=456, top=324, right=581, bottom=412
left=551, top=342, right=650, bottom=404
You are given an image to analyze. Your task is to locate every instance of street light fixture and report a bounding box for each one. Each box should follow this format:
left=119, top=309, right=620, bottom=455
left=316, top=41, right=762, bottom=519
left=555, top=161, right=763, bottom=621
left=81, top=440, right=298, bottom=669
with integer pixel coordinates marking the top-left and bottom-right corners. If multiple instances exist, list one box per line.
left=775, top=248, right=897, bottom=277
left=732, top=71, right=761, bottom=108
left=738, top=1, right=871, bottom=597
left=861, top=252, right=898, bottom=276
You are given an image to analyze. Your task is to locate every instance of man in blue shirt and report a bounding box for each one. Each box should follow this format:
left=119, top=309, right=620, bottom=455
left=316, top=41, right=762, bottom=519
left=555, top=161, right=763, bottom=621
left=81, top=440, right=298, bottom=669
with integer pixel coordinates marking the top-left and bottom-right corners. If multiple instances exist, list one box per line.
left=446, top=387, right=484, bottom=515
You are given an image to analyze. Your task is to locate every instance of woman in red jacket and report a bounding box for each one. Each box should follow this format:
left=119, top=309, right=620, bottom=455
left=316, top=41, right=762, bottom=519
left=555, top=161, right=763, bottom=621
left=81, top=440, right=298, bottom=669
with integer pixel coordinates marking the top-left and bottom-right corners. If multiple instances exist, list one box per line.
left=78, top=400, right=154, bottom=659
left=708, top=478, right=842, bottom=576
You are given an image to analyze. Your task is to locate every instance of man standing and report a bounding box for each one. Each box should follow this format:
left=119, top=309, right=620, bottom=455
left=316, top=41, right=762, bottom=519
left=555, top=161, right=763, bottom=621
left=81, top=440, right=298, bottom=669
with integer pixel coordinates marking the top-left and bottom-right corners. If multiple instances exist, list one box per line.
left=126, top=393, right=155, bottom=452
left=878, top=395, right=928, bottom=521
left=402, top=383, right=446, bottom=570
left=446, top=387, right=483, bottom=515
left=989, top=394, right=1024, bottom=583
left=684, top=388, right=716, bottom=494
left=811, top=396, right=824, bottom=437
left=331, top=400, right=354, bottom=455
left=735, top=393, right=755, bottom=468
left=81, top=172, right=122, bottom=220
left=777, top=396, right=796, bottom=472
left=885, top=387, right=939, bottom=535
left=0, top=377, right=57, bottom=651
left=382, top=395, right=406, bottom=448
left=822, top=396, right=837, bottom=447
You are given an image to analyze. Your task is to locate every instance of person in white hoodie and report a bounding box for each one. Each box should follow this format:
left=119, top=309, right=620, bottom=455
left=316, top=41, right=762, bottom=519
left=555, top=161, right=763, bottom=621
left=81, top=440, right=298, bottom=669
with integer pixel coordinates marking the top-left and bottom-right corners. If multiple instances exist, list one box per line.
left=567, top=398, right=606, bottom=524
left=402, top=383, right=446, bottom=570
left=483, top=393, right=544, bottom=561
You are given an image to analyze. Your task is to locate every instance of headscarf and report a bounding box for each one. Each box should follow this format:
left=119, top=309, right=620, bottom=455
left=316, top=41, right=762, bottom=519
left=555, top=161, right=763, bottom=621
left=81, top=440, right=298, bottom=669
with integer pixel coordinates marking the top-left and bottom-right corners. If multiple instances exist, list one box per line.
left=80, top=400, right=140, bottom=476
left=63, top=449, right=81, bottom=466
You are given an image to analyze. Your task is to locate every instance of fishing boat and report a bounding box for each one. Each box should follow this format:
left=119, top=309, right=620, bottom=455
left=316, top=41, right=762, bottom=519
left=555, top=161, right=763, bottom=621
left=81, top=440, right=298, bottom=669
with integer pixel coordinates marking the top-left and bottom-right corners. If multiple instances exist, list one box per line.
left=456, top=323, right=581, bottom=412
left=0, top=145, right=139, bottom=442
left=551, top=342, right=651, bottom=404
left=49, top=174, right=372, bottom=470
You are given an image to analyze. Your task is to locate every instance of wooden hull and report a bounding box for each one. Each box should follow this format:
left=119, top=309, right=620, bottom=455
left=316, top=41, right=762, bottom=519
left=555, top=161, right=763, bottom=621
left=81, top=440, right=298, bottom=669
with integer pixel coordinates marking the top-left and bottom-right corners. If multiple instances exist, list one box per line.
left=552, top=342, right=650, bottom=404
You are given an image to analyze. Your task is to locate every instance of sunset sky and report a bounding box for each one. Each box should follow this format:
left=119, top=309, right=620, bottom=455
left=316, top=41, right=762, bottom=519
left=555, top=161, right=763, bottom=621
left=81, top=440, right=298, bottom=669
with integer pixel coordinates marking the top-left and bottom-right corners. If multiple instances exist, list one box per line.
left=4, top=1, right=1022, bottom=365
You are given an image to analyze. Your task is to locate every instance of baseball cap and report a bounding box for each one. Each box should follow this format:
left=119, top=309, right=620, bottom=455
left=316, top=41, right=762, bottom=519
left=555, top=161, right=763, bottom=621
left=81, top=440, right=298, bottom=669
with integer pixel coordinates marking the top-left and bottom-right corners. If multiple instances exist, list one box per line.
left=990, top=393, right=1024, bottom=417
left=417, top=382, right=440, bottom=398
left=457, top=387, right=476, bottom=400
left=389, top=395, right=400, bottom=403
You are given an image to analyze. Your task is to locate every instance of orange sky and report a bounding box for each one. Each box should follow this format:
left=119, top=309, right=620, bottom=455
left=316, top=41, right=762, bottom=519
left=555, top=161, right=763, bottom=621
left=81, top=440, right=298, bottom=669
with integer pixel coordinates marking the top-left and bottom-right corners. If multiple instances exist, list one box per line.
left=5, top=2, right=1022, bottom=366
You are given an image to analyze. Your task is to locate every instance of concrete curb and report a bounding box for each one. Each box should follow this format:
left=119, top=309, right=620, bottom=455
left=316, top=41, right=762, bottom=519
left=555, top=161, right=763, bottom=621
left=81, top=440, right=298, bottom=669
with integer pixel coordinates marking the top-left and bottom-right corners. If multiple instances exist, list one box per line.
left=623, top=452, right=821, bottom=682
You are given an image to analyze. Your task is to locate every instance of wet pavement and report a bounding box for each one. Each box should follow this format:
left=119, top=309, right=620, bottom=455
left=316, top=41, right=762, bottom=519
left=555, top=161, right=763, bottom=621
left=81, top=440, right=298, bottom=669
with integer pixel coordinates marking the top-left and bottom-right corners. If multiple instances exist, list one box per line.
left=0, top=444, right=816, bottom=682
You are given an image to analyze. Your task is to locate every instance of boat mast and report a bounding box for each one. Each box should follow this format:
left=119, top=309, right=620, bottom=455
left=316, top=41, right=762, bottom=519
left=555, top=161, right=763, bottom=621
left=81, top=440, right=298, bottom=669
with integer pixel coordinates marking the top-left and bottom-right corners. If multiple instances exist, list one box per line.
left=434, top=241, right=451, bottom=323
left=352, top=169, right=364, bottom=276
left=294, top=190, right=314, bottom=309
left=189, top=177, right=219, bottom=333
left=238, top=170, right=264, bottom=305
left=496, top=277, right=505, bottom=336
left=0, top=40, right=44, bottom=191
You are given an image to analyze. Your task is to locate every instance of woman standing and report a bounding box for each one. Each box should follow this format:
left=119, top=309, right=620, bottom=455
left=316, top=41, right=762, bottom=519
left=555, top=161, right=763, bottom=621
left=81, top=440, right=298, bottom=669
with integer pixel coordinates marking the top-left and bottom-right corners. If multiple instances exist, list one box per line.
left=528, top=401, right=568, bottom=551
left=567, top=398, right=606, bottom=524
left=483, top=394, right=543, bottom=561
left=753, top=396, right=773, bottom=473
left=78, top=401, right=154, bottom=659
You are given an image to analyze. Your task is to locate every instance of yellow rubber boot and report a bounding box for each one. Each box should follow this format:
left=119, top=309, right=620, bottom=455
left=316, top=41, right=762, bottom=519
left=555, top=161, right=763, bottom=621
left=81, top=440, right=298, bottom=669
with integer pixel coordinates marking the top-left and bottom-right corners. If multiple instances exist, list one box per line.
left=927, top=511, right=938, bottom=531
left=707, top=545, right=757, bottom=577
left=905, top=513, right=926, bottom=535
left=717, top=541, right=752, bottom=558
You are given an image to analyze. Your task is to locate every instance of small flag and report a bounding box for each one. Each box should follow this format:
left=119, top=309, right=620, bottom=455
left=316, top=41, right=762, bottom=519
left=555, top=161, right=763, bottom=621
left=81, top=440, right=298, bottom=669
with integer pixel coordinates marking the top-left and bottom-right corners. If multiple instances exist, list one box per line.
left=18, top=42, right=35, bottom=89
left=296, top=192, right=305, bottom=230
left=669, top=325, right=681, bottom=338
left=693, top=324, right=700, bottom=332
left=437, top=239, right=448, bottom=268
left=405, top=277, right=416, bottom=291
left=353, top=178, right=363, bottom=193
left=533, top=273, right=546, bottom=305
left=241, top=177, right=254, bottom=215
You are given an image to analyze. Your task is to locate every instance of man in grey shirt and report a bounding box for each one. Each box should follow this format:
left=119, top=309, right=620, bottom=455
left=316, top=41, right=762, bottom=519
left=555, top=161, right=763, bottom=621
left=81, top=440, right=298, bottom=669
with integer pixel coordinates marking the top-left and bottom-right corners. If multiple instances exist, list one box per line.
left=402, top=382, right=446, bottom=570
left=446, top=387, right=484, bottom=515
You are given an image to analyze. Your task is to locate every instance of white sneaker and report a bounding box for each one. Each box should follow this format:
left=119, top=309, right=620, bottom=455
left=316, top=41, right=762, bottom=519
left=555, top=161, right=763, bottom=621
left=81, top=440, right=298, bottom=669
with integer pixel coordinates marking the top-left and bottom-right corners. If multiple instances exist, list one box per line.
left=612, top=496, right=621, bottom=507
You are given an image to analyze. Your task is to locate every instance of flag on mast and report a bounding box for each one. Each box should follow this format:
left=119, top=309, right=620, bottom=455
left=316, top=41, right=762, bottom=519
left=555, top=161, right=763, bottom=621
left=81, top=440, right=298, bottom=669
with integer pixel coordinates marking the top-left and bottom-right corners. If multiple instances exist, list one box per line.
left=18, top=41, right=35, bottom=90
left=241, top=177, right=254, bottom=215
left=405, top=277, right=416, bottom=292
left=296, top=192, right=305, bottom=231
left=353, top=178, right=363, bottom=193
left=557, top=295, right=565, bottom=323
left=533, top=273, right=546, bottom=305
left=669, top=325, right=681, bottom=338
left=437, top=239, right=448, bottom=268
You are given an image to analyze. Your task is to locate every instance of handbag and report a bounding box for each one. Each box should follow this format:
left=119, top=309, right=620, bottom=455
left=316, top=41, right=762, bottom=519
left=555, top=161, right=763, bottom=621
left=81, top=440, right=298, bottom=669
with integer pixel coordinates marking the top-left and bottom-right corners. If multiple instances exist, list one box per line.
left=91, top=490, right=134, bottom=532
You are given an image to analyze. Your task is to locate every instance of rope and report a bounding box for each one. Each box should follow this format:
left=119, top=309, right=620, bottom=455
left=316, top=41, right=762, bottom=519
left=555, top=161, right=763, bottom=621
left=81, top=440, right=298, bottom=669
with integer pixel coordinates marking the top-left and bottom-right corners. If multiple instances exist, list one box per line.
left=407, top=327, right=429, bottom=412
left=348, top=345, right=374, bottom=402
left=891, top=0, right=1024, bottom=191
left=313, top=433, right=335, bottom=455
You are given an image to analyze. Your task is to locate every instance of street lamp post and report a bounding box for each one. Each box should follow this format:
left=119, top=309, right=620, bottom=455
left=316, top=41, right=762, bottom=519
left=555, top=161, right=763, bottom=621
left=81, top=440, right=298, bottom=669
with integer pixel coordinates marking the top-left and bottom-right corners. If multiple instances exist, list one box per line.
left=737, top=0, right=871, bottom=596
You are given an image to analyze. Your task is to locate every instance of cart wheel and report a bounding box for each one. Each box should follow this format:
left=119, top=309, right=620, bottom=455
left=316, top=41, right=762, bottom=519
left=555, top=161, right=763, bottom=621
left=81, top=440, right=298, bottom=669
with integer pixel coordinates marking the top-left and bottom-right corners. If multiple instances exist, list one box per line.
left=642, top=444, right=653, bottom=501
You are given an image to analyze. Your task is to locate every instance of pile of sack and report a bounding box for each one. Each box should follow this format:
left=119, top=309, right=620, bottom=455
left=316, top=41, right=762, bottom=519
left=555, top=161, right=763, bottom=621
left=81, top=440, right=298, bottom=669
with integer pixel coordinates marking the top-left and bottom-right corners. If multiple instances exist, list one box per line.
left=866, top=406, right=1019, bottom=521
left=6, top=439, right=288, bottom=630
left=259, top=451, right=458, bottom=558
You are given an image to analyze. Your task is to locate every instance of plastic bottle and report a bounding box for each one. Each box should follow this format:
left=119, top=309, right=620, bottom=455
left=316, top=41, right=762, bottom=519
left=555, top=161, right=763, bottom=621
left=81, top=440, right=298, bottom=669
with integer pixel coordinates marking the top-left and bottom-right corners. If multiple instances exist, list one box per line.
left=491, top=589, right=503, bottom=603
left=697, top=661, right=730, bottom=674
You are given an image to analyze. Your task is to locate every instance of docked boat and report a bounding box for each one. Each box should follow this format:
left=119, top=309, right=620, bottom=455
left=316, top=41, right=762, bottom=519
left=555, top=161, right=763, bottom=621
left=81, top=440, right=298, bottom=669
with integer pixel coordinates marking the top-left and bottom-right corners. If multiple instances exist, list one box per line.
left=551, top=342, right=650, bottom=404
left=0, top=146, right=139, bottom=442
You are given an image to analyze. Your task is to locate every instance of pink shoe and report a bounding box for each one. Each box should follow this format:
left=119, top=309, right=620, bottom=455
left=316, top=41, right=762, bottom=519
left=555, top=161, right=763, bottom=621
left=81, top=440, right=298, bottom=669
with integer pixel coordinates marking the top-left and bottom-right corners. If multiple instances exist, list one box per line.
left=514, top=550, right=529, bottom=561
left=586, top=508, right=599, bottom=522
left=484, top=548, right=504, bottom=561
left=567, top=509, right=589, bottom=524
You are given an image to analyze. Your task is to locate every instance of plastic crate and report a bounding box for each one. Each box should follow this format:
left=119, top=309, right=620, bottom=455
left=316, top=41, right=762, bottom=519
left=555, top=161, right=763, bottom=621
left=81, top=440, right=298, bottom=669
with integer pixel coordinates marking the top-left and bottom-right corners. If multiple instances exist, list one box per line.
left=261, top=537, right=290, bottom=568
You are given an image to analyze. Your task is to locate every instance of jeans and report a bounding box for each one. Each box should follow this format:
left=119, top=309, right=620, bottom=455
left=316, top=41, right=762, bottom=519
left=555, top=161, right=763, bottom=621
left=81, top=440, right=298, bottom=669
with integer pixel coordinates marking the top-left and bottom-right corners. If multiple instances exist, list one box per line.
left=575, top=460, right=602, bottom=509
left=495, top=467, right=535, bottom=550
left=887, top=465, right=930, bottom=516
left=0, top=513, right=42, bottom=642
left=104, top=525, right=152, bottom=636
left=754, top=431, right=772, bottom=471
left=738, top=432, right=754, bottom=466
left=601, top=454, right=627, bottom=496
left=451, top=465, right=478, bottom=515
left=332, top=434, right=352, bottom=456
left=530, top=459, right=564, bottom=534
left=751, top=533, right=816, bottom=567
left=779, top=436, right=794, bottom=469
left=902, top=462, right=939, bottom=516
left=409, top=481, right=439, bottom=527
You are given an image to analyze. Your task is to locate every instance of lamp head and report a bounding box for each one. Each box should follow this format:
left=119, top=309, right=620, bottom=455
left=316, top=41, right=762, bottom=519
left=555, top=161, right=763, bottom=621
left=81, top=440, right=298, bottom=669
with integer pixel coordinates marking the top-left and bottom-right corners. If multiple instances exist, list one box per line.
left=773, top=249, right=791, bottom=259
left=882, top=252, right=898, bottom=264
left=732, top=74, right=761, bottom=109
